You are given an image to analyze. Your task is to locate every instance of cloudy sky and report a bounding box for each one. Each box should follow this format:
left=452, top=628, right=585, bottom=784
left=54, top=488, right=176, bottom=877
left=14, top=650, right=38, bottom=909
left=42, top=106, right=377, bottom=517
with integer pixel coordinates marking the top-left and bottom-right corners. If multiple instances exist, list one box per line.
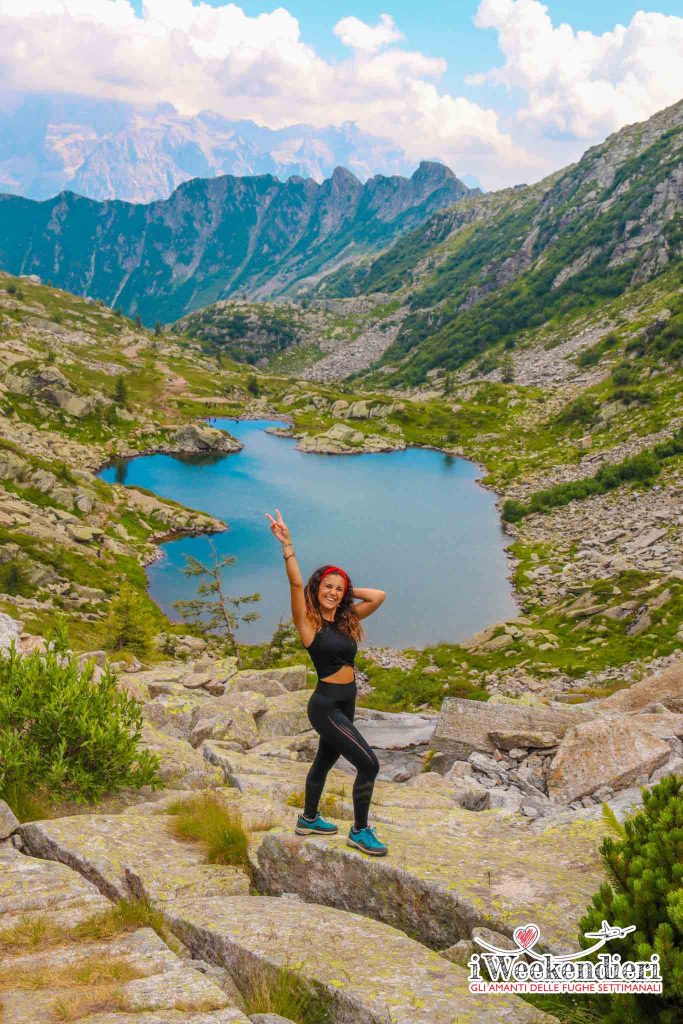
left=1, top=0, right=682, bottom=189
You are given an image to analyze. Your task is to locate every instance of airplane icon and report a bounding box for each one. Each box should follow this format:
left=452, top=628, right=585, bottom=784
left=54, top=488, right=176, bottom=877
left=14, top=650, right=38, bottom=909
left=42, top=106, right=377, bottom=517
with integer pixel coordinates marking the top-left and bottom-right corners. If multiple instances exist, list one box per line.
left=584, top=921, right=636, bottom=941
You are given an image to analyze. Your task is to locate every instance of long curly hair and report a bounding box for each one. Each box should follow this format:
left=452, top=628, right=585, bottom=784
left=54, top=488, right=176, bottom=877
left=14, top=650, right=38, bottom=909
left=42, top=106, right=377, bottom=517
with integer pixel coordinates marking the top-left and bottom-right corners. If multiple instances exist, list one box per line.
left=304, top=565, right=364, bottom=642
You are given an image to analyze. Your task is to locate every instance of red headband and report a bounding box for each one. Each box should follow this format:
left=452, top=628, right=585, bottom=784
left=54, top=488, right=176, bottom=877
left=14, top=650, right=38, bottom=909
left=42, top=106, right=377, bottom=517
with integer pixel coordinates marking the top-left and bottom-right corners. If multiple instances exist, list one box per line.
left=320, top=565, right=349, bottom=594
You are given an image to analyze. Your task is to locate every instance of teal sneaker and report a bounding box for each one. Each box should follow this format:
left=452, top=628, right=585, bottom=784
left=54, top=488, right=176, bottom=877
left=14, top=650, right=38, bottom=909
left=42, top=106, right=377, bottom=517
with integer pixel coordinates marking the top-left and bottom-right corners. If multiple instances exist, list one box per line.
left=346, top=825, right=388, bottom=857
left=295, top=813, right=339, bottom=836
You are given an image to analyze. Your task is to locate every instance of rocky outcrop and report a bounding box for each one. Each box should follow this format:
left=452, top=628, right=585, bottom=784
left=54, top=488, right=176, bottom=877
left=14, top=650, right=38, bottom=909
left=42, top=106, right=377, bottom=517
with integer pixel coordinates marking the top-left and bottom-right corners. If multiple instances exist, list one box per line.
left=166, top=423, right=242, bottom=455
left=255, top=807, right=604, bottom=956
left=140, top=723, right=225, bottom=790
left=166, top=894, right=549, bottom=1024
left=426, top=665, right=683, bottom=816
left=0, top=842, right=110, bottom=927
left=0, top=799, right=19, bottom=839
left=430, top=695, right=593, bottom=766
left=0, top=845, right=249, bottom=1023
left=296, top=423, right=406, bottom=454
left=0, top=612, right=20, bottom=652
left=20, top=809, right=250, bottom=906
left=596, top=660, right=683, bottom=714
left=546, top=718, right=672, bottom=803
left=4, top=365, right=105, bottom=418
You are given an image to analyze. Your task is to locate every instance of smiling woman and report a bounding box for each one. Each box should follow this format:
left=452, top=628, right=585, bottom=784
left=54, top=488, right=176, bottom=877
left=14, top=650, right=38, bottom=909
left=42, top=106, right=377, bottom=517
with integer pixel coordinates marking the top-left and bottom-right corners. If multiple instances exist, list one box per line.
left=266, top=506, right=389, bottom=857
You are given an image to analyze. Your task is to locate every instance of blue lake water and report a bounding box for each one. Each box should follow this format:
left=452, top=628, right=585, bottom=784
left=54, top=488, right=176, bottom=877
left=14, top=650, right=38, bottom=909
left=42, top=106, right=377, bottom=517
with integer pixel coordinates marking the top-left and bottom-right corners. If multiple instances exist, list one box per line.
left=99, top=418, right=517, bottom=648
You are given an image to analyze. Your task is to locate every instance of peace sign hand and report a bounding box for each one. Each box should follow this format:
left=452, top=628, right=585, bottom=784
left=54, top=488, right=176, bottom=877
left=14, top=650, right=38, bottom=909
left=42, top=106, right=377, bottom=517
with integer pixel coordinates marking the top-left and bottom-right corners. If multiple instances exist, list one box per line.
left=265, top=508, right=291, bottom=546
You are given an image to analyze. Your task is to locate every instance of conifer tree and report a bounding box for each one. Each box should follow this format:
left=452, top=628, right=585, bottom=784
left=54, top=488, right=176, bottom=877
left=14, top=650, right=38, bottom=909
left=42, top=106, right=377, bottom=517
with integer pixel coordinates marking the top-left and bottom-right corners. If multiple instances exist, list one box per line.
left=173, top=541, right=261, bottom=668
left=114, top=375, right=128, bottom=405
left=105, top=585, right=156, bottom=656
left=579, top=775, right=683, bottom=1023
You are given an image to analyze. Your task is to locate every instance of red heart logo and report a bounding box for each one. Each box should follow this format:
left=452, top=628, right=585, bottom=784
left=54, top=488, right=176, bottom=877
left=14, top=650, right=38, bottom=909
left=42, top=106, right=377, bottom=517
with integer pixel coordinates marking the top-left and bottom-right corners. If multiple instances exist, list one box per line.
left=514, top=925, right=539, bottom=950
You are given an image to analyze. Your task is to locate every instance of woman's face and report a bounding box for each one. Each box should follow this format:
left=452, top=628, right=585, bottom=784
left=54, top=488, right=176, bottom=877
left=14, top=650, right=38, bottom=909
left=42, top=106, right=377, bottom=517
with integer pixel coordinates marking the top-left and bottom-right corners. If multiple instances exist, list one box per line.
left=317, top=574, right=346, bottom=614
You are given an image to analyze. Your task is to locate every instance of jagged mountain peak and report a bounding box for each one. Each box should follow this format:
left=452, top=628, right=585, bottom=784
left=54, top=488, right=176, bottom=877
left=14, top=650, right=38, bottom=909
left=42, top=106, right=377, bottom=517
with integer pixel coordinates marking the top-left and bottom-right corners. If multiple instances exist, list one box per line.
left=0, top=161, right=470, bottom=321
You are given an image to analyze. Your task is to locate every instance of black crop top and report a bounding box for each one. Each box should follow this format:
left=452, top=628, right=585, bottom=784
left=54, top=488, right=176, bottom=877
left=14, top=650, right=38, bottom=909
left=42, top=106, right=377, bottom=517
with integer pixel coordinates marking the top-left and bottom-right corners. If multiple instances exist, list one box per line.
left=305, top=619, right=357, bottom=680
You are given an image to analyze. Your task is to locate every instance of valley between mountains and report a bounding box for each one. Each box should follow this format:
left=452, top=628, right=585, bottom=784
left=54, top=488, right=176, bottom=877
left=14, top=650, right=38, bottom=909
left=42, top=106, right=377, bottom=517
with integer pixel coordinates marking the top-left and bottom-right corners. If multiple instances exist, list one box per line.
left=0, top=98, right=682, bottom=1024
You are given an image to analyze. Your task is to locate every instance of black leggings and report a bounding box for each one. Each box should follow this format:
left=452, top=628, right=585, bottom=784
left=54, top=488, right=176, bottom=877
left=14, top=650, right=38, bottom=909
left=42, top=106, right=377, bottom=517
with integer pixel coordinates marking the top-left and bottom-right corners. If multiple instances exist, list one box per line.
left=304, top=680, right=380, bottom=830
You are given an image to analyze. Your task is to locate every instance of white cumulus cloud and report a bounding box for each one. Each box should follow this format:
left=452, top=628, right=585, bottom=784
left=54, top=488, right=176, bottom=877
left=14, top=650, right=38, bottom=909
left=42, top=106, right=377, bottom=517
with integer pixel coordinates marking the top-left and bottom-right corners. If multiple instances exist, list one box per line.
left=0, top=0, right=538, bottom=189
left=334, top=13, right=403, bottom=54
left=471, top=0, right=683, bottom=139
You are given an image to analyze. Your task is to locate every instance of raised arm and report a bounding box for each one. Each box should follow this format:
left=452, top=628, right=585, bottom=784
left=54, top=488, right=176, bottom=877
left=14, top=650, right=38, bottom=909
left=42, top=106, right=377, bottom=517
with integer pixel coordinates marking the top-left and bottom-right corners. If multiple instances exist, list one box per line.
left=350, top=586, right=386, bottom=620
left=265, top=508, right=315, bottom=647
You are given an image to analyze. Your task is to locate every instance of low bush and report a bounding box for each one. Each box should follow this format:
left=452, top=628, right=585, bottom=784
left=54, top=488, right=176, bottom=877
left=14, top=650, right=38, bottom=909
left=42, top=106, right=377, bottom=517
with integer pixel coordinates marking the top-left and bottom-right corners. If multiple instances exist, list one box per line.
left=556, top=395, right=598, bottom=426
left=579, top=776, right=683, bottom=1023
left=0, top=646, right=160, bottom=813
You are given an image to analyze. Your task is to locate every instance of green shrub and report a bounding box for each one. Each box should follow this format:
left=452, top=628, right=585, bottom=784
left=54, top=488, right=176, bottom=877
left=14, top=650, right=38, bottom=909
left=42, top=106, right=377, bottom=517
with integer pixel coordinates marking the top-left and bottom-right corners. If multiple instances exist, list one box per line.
left=556, top=395, right=598, bottom=427
left=0, top=559, right=32, bottom=597
left=611, top=362, right=637, bottom=387
left=0, top=646, right=160, bottom=812
left=113, top=376, right=128, bottom=405
left=501, top=499, right=527, bottom=523
left=579, top=775, right=683, bottom=1023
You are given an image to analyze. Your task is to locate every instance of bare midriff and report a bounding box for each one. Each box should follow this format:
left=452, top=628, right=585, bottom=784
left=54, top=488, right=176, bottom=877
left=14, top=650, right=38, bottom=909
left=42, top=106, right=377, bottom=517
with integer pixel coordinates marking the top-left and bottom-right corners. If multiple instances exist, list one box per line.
left=320, top=665, right=356, bottom=684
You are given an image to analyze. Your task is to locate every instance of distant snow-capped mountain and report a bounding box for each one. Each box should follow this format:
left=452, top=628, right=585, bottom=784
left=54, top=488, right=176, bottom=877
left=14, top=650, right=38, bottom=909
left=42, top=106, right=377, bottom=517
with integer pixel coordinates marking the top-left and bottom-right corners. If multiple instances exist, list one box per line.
left=0, top=93, right=454, bottom=202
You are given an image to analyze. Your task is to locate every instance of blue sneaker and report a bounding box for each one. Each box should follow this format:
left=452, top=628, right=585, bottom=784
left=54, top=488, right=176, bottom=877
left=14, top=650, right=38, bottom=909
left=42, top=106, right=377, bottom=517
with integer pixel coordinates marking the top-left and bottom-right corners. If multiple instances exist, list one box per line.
left=346, top=825, right=388, bottom=857
left=295, top=813, right=339, bottom=836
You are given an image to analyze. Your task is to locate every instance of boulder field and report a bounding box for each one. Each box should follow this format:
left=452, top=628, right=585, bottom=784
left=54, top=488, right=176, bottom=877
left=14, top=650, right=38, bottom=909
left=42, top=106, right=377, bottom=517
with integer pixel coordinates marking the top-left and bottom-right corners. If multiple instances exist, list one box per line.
left=2, top=656, right=682, bottom=1022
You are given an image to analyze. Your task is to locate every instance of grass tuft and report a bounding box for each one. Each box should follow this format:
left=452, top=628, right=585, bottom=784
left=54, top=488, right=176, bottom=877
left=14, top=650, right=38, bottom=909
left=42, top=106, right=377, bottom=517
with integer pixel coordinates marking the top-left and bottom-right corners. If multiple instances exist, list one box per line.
left=1, top=781, right=54, bottom=822
left=0, top=915, right=68, bottom=955
left=0, top=956, right=142, bottom=993
left=73, top=899, right=166, bottom=943
left=51, top=985, right=128, bottom=1021
left=166, top=793, right=250, bottom=867
left=0, top=899, right=167, bottom=958
left=241, top=965, right=332, bottom=1024
left=285, top=788, right=351, bottom=819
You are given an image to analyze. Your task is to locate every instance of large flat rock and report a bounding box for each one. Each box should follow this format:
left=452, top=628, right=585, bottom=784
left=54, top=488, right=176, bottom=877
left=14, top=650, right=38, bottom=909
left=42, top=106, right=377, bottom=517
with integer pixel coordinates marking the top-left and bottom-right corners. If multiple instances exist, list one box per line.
left=141, top=723, right=225, bottom=789
left=355, top=709, right=435, bottom=749
left=20, top=810, right=250, bottom=905
left=255, top=689, right=311, bottom=740
left=0, top=918, right=249, bottom=1024
left=255, top=808, right=605, bottom=955
left=547, top=717, right=671, bottom=803
left=166, top=894, right=552, bottom=1024
left=431, top=697, right=594, bottom=766
left=596, top=661, right=683, bottom=714
left=0, top=844, right=110, bottom=926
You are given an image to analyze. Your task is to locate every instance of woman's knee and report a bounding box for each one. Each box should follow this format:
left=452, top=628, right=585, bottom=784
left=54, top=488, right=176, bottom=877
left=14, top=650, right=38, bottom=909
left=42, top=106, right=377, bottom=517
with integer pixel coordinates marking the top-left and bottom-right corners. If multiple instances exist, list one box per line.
left=364, top=749, right=380, bottom=779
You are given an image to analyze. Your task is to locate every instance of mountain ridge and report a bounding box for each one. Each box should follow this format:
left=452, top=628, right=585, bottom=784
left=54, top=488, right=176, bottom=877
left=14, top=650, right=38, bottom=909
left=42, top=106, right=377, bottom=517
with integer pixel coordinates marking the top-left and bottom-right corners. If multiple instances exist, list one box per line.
left=0, top=94, right=461, bottom=203
left=0, top=161, right=471, bottom=323
left=312, top=98, right=683, bottom=385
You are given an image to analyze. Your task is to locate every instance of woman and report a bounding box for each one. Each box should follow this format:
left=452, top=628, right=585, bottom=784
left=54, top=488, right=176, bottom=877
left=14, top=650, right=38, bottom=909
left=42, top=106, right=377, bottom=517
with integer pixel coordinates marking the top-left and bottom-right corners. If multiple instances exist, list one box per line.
left=265, top=508, right=388, bottom=856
